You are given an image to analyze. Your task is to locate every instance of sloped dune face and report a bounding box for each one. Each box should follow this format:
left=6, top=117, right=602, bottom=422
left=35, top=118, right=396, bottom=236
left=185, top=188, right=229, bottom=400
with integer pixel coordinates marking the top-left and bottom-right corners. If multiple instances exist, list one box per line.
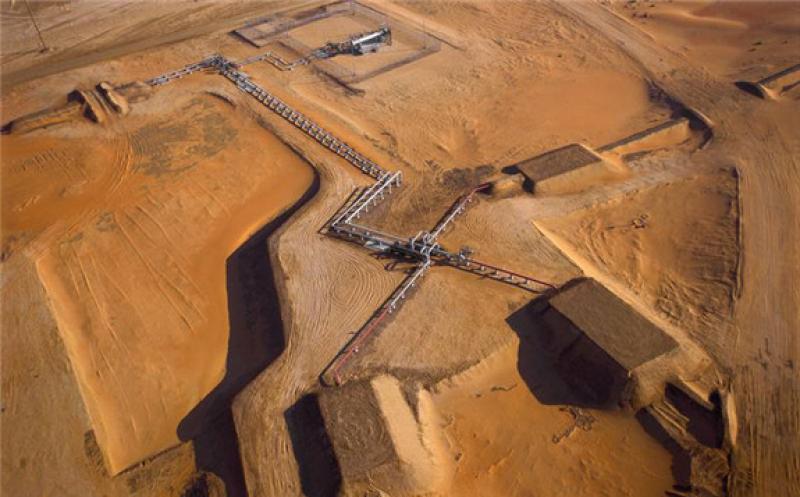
left=3, top=90, right=314, bottom=474
left=537, top=168, right=740, bottom=357
left=613, top=0, right=800, bottom=79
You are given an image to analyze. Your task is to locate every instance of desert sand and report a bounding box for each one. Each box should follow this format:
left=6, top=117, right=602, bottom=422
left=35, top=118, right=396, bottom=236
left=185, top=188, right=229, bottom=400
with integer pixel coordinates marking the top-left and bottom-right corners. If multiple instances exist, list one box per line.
left=2, top=1, right=798, bottom=497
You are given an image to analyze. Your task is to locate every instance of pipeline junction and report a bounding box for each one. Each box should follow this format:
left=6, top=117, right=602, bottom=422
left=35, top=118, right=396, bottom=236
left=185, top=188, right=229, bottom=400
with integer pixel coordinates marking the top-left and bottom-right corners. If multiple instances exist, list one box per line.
left=144, top=49, right=555, bottom=385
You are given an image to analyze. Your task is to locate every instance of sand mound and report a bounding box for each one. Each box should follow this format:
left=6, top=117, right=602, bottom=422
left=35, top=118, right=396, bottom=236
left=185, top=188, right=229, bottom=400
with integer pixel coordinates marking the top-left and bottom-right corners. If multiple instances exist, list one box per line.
left=3, top=91, right=314, bottom=474
left=319, top=375, right=451, bottom=497
left=536, top=168, right=740, bottom=359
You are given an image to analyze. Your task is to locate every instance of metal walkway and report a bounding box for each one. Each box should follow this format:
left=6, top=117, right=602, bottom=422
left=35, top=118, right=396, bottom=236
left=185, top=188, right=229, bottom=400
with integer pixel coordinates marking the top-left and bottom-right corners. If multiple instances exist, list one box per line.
left=145, top=54, right=554, bottom=385
left=237, top=51, right=314, bottom=71
left=146, top=55, right=221, bottom=86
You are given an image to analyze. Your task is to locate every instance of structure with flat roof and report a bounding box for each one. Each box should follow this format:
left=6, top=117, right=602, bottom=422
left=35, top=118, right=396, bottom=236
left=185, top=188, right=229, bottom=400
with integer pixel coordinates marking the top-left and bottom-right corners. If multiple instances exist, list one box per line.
left=532, top=277, right=678, bottom=407
left=515, top=143, right=614, bottom=195
left=318, top=375, right=449, bottom=497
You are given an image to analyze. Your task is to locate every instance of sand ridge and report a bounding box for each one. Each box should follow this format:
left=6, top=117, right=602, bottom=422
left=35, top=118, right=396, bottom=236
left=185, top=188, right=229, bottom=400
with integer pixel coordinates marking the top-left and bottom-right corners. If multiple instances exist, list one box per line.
left=2, top=75, right=315, bottom=483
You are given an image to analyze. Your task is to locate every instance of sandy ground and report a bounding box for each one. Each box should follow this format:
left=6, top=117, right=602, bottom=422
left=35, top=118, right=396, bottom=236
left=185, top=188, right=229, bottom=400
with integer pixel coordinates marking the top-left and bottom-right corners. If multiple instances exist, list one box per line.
left=553, top=5, right=800, bottom=496
left=0, top=0, right=299, bottom=88
left=3, top=32, right=315, bottom=494
left=538, top=167, right=740, bottom=356
left=613, top=0, right=800, bottom=81
left=432, top=342, right=674, bottom=497
left=2, top=1, right=799, bottom=497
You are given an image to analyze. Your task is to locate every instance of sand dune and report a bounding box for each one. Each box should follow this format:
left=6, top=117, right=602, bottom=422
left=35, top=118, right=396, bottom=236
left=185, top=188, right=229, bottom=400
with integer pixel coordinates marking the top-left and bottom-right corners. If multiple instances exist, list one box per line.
left=2, top=2, right=798, bottom=497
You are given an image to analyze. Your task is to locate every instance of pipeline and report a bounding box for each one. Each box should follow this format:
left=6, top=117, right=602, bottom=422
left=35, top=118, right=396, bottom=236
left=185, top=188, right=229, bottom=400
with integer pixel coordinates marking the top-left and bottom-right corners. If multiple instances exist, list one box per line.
left=144, top=53, right=554, bottom=387
left=429, top=182, right=491, bottom=240
left=449, top=256, right=557, bottom=291
left=145, top=54, right=389, bottom=180
left=238, top=51, right=315, bottom=70
left=323, top=259, right=431, bottom=385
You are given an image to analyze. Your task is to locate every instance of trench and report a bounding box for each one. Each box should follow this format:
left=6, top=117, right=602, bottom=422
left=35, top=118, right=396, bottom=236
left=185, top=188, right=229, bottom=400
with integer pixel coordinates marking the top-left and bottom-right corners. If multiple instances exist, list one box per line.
left=177, top=171, right=320, bottom=497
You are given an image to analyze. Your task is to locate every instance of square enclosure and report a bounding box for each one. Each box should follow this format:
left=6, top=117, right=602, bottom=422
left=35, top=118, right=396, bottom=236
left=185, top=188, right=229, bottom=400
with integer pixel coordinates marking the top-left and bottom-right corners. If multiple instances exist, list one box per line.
left=234, top=1, right=440, bottom=84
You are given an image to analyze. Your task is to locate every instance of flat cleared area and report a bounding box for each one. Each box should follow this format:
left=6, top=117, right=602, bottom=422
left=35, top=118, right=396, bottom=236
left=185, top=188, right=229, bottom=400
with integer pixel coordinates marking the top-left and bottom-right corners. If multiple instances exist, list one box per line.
left=2, top=2, right=799, bottom=497
left=286, top=13, right=430, bottom=80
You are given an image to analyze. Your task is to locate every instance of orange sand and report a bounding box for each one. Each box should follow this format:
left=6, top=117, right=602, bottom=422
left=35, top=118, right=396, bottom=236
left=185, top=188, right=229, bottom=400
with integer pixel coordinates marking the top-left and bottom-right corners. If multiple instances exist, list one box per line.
left=3, top=92, right=313, bottom=473
left=433, top=344, right=674, bottom=497
left=2, top=2, right=798, bottom=497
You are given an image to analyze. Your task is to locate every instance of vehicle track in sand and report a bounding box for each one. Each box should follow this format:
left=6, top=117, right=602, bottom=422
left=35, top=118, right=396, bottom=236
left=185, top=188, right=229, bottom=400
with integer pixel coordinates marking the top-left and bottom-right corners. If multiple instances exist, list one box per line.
left=5, top=2, right=794, bottom=494
left=553, top=3, right=800, bottom=495
left=131, top=15, right=744, bottom=492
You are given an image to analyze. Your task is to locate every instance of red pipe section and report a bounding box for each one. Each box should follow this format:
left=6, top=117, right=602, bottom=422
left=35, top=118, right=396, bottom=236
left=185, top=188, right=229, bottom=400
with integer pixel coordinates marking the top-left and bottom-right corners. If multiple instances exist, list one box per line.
left=329, top=307, right=391, bottom=385
left=326, top=181, right=554, bottom=385
left=460, top=257, right=557, bottom=290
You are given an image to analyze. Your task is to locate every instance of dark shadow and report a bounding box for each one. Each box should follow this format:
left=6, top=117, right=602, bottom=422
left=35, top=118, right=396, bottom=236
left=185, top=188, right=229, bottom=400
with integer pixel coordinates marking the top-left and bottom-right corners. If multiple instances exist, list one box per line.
left=666, top=385, right=724, bottom=449
left=501, top=164, right=520, bottom=175
left=648, top=80, right=714, bottom=147
left=734, top=81, right=767, bottom=99
left=284, top=394, right=342, bottom=497
left=506, top=288, right=627, bottom=409
left=317, top=187, right=363, bottom=235
left=636, top=409, right=692, bottom=491
left=178, top=173, right=320, bottom=497
left=190, top=410, right=247, bottom=497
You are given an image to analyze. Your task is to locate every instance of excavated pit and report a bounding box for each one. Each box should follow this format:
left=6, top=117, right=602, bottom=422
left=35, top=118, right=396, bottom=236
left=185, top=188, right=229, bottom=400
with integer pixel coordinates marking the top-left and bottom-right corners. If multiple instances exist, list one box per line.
left=637, top=385, right=731, bottom=497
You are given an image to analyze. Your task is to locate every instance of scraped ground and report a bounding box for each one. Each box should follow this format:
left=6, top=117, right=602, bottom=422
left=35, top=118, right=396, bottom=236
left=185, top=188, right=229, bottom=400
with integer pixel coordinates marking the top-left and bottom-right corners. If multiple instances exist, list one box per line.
left=2, top=1, right=799, bottom=497
left=2, top=72, right=314, bottom=492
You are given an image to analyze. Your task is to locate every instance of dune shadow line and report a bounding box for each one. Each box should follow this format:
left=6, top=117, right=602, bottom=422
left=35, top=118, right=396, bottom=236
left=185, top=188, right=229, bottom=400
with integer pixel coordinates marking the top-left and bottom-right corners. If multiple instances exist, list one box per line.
left=284, top=394, right=343, bottom=497
left=177, top=172, right=320, bottom=497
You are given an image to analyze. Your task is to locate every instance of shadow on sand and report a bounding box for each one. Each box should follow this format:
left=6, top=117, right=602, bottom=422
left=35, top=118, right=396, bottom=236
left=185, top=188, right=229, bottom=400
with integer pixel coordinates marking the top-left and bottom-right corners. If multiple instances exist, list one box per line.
left=283, top=394, right=342, bottom=497
left=506, top=288, right=730, bottom=493
left=177, top=175, right=319, bottom=497
left=505, top=289, right=626, bottom=410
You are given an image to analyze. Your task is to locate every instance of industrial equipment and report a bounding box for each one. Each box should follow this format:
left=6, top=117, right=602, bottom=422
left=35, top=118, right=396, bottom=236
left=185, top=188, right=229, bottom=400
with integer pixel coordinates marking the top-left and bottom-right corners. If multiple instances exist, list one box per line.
left=314, top=26, right=392, bottom=59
